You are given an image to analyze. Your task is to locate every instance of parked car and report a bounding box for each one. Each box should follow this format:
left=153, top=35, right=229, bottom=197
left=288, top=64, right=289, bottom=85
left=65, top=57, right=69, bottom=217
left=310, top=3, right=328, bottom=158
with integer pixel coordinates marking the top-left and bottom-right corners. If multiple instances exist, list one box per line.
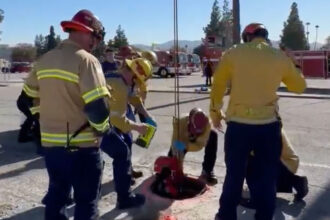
left=10, top=62, right=32, bottom=73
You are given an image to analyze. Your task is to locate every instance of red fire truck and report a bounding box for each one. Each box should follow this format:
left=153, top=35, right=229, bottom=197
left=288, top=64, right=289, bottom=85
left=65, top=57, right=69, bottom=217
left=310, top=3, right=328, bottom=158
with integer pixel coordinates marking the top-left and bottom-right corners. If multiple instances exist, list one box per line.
left=188, top=53, right=201, bottom=72
left=292, top=50, right=330, bottom=78
left=153, top=50, right=192, bottom=78
left=200, top=35, right=330, bottom=79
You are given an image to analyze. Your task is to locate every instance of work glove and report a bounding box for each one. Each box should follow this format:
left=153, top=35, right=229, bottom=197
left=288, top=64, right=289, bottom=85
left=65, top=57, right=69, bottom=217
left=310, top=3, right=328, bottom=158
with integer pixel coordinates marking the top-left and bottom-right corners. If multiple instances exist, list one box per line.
left=146, top=117, right=157, bottom=127
left=173, top=141, right=186, bottom=152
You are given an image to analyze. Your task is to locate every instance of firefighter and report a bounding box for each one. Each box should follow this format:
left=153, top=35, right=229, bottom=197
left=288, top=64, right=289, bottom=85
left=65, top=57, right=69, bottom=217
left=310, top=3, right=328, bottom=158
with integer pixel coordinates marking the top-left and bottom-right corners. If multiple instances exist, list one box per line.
left=241, top=129, right=309, bottom=208
left=127, top=50, right=157, bottom=180
left=101, top=58, right=155, bottom=209
left=24, top=10, right=110, bottom=220
left=211, top=23, right=306, bottom=220
left=168, top=108, right=218, bottom=185
left=16, top=90, right=42, bottom=153
left=134, top=50, right=157, bottom=122
left=204, top=59, right=213, bottom=86
left=102, top=47, right=118, bottom=74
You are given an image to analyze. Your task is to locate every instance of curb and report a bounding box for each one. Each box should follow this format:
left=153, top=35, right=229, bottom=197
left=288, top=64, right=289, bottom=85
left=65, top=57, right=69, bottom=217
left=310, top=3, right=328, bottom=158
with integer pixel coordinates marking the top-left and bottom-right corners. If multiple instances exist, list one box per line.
left=149, top=89, right=330, bottom=99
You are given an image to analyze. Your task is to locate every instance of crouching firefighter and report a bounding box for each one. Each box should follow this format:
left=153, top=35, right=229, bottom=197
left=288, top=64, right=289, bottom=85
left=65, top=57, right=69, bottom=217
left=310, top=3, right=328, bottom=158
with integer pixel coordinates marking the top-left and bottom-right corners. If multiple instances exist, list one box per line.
left=168, top=108, right=218, bottom=184
left=16, top=88, right=42, bottom=153
left=152, top=108, right=218, bottom=198
left=24, top=9, right=111, bottom=220
left=101, top=58, right=155, bottom=209
left=240, top=128, right=309, bottom=209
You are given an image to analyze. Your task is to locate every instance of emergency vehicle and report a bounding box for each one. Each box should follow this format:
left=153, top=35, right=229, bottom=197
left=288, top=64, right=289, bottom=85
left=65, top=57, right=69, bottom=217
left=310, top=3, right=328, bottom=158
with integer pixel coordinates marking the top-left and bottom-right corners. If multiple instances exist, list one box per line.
left=187, top=53, right=201, bottom=72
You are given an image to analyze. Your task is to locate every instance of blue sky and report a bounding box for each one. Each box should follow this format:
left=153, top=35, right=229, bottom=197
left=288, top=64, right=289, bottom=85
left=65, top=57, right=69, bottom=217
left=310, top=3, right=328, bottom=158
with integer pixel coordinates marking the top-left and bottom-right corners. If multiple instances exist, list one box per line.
left=0, top=0, right=329, bottom=46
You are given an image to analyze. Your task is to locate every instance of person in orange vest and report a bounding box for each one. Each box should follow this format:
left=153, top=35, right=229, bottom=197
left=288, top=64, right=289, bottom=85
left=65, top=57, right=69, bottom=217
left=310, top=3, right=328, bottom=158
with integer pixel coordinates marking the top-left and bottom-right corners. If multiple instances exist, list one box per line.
left=24, top=10, right=110, bottom=219
left=211, top=23, right=306, bottom=220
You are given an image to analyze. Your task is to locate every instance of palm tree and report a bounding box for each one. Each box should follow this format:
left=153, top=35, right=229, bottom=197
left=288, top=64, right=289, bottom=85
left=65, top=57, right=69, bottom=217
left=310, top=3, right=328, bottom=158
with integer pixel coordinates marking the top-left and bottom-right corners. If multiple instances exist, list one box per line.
left=232, top=0, right=240, bottom=44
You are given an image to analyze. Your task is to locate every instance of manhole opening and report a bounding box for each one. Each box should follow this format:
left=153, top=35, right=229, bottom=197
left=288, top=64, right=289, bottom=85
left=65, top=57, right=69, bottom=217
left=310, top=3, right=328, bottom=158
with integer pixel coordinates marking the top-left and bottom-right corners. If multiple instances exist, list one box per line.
left=151, top=167, right=207, bottom=200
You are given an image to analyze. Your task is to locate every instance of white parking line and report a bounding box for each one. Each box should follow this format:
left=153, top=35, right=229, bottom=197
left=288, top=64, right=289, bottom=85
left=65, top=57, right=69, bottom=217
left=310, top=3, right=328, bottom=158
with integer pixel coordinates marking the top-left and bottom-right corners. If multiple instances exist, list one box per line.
left=301, top=162, right=330, bottom=169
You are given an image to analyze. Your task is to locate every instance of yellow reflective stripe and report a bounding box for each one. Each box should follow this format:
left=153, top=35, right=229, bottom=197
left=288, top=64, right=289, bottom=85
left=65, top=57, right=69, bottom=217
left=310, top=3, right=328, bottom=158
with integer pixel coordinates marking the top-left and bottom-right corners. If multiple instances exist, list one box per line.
left=89, top=117, right=110, bottom=133
left=41, top=132, right=96, bottom=144
left=23, top=84, right=39, bottom=98
left=30, top=106, right=40, bottom=115
left=82, top=86, right=109, bottom=104
left=37, top=69, right=79, bottom=83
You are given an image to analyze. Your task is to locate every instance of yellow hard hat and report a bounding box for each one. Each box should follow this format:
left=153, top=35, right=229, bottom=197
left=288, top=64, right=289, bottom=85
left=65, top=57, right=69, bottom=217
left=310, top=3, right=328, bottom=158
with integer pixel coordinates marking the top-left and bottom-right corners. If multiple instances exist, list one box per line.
left=141, top=51, right=158, bottom=65
left=125, top=58, right=152, bottom=82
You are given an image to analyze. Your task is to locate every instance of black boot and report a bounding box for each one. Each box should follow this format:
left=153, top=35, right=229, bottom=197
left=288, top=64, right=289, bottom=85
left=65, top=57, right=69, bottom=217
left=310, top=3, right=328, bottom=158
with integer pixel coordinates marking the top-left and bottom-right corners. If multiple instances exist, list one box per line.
left=293, top=175, right=309, bottom=201
left=132, top=169, right=143, bottom=179
left=200, top=170, right=218, bottom=185
left=239, top=197, right=256, bottom=209
left=117, top=193, right=145, bottom=209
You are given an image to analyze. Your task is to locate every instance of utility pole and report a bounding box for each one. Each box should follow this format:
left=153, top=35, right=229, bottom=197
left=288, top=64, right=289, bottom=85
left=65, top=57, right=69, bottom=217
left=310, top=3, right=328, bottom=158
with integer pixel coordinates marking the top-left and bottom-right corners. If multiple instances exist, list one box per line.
left=232, top=0, right=241, bottom=44
left=306, top=22, right=310, bottom=45
left=314, top=25, right=319, bottom=50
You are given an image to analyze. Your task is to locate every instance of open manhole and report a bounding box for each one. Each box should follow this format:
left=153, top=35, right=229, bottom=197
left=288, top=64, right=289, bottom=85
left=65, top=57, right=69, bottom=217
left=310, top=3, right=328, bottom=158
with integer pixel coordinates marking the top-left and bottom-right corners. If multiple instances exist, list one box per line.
left=151, top=157, right=207, bottom=200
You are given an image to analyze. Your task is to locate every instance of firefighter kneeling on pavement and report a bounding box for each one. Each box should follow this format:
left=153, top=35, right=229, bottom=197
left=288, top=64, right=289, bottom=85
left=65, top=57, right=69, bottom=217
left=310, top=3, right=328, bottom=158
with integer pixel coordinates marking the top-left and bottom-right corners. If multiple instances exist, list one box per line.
left=101, top=58, right=156, bottom=209
left=167, top=108, right=219, bottom=185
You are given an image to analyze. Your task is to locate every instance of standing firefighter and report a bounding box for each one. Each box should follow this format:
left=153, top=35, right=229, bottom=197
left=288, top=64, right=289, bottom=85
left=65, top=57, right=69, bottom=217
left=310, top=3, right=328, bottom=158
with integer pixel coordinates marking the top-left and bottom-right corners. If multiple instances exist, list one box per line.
left=24, top=10, right=110, bottom=220
left=101, top=58, right=155, bottom=209
left=211, top=23, right=306, bottom=220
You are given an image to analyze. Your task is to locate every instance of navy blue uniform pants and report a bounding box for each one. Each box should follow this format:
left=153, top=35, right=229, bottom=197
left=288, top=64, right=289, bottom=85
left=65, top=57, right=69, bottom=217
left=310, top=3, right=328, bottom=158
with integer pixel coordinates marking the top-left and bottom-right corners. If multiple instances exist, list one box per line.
left=100, top=129, right=133, bottom=203
left=44, top=147, right=102, bottom=220
left=217, top=121, right=282, bottom=220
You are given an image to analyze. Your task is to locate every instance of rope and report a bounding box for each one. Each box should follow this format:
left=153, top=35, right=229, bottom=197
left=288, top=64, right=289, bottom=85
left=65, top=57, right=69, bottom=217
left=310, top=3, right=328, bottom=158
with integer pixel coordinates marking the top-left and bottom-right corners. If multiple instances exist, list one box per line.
left=173, top=0, right=180, bottom=140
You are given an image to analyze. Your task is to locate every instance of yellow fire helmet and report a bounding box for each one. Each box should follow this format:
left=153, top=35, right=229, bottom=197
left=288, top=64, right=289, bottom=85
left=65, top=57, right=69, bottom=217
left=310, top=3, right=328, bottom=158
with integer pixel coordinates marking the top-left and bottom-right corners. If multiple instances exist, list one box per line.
left=141, top=50, right=158, bottom=65
left=125, top=58, right=152, bottom=82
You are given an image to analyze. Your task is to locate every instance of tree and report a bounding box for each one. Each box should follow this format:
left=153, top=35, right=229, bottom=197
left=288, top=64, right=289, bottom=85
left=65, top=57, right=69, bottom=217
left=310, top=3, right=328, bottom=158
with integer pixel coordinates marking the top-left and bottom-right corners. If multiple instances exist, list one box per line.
left=11, top=45, right=36, bottom=62
left=204, top=0, right=223, bottom=36
left=0, top=9, right=4, bottom=40
left=219, top=0, right=233, bottom=48
left=193, top=44, right=203, bottom=57
left=55, top=35, right=61, bottom=45
left=35, top=34, right=46, bottom=58
left=113, top=25, right=129, bottom=49
left=322, top=36, right=330, bottom=50
left=45, top=26, right=57, bottom=51
left=203, top=0, right=233, bottom=49
left=35, top=26, right=60, bottom=58
left=280, top=2, right=309, bottom=50
left=222, top=0, right=231, bottom=20
left=93, top=40, right=106, bottom=60
left=107, top=39, right=115, bottom=48
left=0, top=9, right=4, bottom=23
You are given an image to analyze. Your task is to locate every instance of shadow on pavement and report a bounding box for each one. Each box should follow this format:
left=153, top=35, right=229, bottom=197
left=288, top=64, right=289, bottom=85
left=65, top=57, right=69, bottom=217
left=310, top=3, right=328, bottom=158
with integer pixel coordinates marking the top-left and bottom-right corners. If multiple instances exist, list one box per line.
left=2, top=206, right=44, bottom=220
left=237, top=196, right=307, bottom=220
left=0, top=130, right=41, bottom=174
left=0, top=157, right=44, bottom=180
left=101, top=180, right=115, bottom=196
left=299, top=181, right=330, bottom=220
left=101, top=176, right=174, bottom=220
left=179, top=84, right=207, bottom=88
